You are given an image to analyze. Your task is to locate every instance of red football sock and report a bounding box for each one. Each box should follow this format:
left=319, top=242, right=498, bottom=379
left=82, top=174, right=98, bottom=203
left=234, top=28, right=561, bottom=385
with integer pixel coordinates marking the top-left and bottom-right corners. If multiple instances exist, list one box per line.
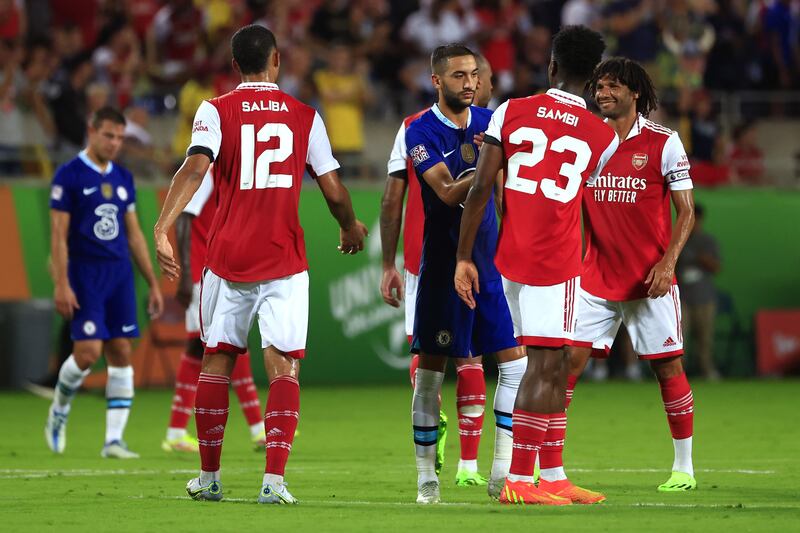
left=565, top=374, right=578, bottom=410
left=659, top=372, right=694, bottom=439
left=168, top=353, right=202, bottom=430
left=231, top=353, right=262, bottom=427
left=264, top=376, right=300, bottom=476
left=456, top=363, right=485, bottom=461
left=539, top=412, right=567, bottom=471
left=195, top=373, right=230, bottom=472
left=509, top=409, right=549, bottom=477
left=409, top=354, right=420, bottom=387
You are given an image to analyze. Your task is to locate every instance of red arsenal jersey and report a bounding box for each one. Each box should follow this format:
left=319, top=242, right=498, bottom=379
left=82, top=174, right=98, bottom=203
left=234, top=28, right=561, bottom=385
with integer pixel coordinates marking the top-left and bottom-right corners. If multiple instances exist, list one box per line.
left=188, top=82, right=339, bottom=282
left=183, top=171, right=215, bottom=283
left=581, top=116, right=693, bottom=300
left=386, top=108, right=428, bottom=275
left=486, top=89, right=619, bottom=286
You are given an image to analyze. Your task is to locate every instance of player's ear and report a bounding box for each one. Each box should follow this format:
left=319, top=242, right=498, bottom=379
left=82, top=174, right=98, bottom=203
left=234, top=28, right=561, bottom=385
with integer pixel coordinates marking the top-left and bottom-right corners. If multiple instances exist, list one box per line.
left=272, top=49, right=280, bottom=69
left=431, top=73, right=441, bottom=91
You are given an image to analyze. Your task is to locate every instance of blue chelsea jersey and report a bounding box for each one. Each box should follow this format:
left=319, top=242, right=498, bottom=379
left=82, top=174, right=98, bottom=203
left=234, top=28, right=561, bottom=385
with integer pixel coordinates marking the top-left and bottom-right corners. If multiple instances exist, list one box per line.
left=49, top=151, right=137, bottom=262
left=405, top=104, right=499, bottom=283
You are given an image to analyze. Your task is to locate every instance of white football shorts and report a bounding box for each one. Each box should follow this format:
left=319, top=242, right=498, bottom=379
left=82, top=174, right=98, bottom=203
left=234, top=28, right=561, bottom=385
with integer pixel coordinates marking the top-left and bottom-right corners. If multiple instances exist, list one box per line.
left=185, top=282, right=202, bottom=336
left=200, top=269, right=309, bottom=358
left=404, top=269, right=418, bottom=342
left=573, top=285, right=684, bottom=359
left=501, top=275, right=579, bottom=348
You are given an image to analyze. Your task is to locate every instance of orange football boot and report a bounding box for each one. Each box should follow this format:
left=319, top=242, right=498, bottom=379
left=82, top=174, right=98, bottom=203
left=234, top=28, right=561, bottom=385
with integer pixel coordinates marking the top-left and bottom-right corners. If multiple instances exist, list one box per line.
left=538, top=479, right=606, bottom=504
left=498, top=479, right=572, bottom=506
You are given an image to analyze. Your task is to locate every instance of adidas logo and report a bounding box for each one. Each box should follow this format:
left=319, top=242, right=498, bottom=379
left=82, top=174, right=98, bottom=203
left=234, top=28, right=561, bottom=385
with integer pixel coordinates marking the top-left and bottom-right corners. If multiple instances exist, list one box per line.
left=663, top=337, right=676, bottom=347
left=207, top=424, right=225, bottom=435
left=267, top=428, right=285, bottom=438
left=459, top=417, right=476, bottom=426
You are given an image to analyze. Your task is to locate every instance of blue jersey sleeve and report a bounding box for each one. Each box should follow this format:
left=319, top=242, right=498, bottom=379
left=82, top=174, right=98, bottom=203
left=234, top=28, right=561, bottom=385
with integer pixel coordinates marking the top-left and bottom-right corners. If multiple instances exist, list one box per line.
left=406, top=122, right=443, bottom=177
left=124, top=169, right=137, bottom=212
left=49, top=165, right=74, bottom=212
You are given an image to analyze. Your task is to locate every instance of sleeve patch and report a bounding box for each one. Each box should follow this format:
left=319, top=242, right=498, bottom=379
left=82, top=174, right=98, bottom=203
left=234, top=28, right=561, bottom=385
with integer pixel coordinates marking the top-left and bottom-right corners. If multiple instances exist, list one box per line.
left=409, top=144, right=430, bottom=167
left=192, top=120, right=209, bottom=133
left=51, top=185, right=63, bottom=201
left=669, top=170, right=690, bottom=181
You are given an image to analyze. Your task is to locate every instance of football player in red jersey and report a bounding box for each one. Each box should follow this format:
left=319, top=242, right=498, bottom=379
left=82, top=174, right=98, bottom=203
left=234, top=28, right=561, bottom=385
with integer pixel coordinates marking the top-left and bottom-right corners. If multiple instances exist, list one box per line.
left=161, top=171, right=269, bottom=454
left=154, top=25, right=367, bottom=504
left=379, top=56, right=507, bottom=488
left=569, top=57, right=698, bottom=492
left=455, top=26, right=618, bottom=505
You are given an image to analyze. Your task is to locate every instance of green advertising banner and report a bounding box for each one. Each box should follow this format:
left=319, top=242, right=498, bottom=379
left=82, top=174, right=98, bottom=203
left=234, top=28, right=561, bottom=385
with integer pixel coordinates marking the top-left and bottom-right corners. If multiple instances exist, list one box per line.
left=246, top=186, right=410, bottom=385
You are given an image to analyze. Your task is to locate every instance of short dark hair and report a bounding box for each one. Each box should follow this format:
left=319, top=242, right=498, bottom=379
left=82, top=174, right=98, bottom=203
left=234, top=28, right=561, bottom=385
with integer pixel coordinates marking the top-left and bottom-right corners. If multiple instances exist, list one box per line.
left=90, top=106, right=126, bottom=128
left=431, top=43, right=476, bottom=75
left=551, top=25, right=605, bottom=84
left=231, top=24, right=277, bottom=75
left=589, top=57, right=659, bottom=117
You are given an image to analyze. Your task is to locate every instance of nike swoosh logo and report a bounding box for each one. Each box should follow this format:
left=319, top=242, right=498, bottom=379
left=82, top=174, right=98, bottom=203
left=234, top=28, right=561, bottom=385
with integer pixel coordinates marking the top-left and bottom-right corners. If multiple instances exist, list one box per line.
left=121, top=325, right=136, bottom=333
left=443, top=149, right=457, bottom=158
left=83, top=187, right=98, bottom=195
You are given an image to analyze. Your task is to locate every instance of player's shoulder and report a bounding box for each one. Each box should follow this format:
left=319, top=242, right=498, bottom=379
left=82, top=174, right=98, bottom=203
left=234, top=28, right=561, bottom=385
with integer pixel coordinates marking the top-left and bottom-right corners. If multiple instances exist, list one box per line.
left=406, top=109, right=435, bottom=135
left=472, top=105, right=493, bottom=120
left=641, top=118, right=675, bottom=139
left=113, top=162, right=135, bottom=183
left=404, top=107, right=429, bottom=127
left=54, top=156, right=86, bottom=181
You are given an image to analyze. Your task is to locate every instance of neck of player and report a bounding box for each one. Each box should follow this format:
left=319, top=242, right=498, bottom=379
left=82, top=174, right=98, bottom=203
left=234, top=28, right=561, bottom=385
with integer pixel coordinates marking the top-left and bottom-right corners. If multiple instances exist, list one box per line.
left=439, top=101, right=470, bottom=129
left=85, top=147, right=110, bottom=171
left=241, top=72, right=275, bottom=84
left=607, top=110, right=638, bottom=142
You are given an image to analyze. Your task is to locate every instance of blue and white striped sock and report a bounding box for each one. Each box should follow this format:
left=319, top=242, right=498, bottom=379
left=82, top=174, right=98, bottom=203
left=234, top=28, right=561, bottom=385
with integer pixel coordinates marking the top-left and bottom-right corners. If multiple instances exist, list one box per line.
left=53, top=355, right=90, bottom=413
left=105, top=366, right=134, bottom=444
left=412, top=368, right=444, bottom=485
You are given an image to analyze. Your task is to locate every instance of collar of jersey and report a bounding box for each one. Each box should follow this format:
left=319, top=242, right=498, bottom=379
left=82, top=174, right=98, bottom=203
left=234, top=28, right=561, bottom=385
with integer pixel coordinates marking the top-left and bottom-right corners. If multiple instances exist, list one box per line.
left=237, top=82, right=279, bottom=90
left=604, top=113, right=645, bottom=141
left=78, top=150, right=113, bottom=175
left=546, top=88, right=587, bottom=109
left=431, top=103, right=471, bottom=130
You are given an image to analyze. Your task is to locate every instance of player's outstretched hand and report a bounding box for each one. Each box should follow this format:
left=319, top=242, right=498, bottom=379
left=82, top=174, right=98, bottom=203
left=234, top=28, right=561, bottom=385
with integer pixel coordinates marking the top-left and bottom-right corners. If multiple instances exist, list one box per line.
left=338, top=220, right=368, bottom=255
left=54, top=282, right=80, bottom=319
left=148, top=285, right=164, bottom=319
left=454, top=260, right=480, bottom=310
left=645, top=258, right=674, bottom=298
left=381, top=267, right=404, bottom=308
left=155, top=231, right=180, bottom=280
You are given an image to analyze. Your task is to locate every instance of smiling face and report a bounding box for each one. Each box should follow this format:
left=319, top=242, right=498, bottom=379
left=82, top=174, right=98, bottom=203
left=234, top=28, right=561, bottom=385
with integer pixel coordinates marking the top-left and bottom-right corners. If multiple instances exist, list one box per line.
left=594, top=74, right=638, bottom=120
left=433, top=55, right=478, bottom=112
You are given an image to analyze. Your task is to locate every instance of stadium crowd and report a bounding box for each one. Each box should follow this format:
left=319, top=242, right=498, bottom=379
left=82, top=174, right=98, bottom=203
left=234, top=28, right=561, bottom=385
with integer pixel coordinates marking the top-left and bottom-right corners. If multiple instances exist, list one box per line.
left=0, top=0, right=795, bottom=182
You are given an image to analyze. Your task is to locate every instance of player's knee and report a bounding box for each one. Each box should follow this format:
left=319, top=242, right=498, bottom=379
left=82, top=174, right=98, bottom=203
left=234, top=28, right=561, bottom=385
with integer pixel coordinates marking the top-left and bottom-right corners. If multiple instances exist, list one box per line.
left=651, top=356, right=684, bottom=381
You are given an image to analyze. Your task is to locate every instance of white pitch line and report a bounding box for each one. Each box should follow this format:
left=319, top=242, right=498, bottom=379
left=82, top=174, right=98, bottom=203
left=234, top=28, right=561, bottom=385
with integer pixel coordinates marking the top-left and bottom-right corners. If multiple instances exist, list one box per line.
left=569, top=468, right=776, bottom=475
left=0, top=467, right=352, bottom=480
left=129, top=495, right=800, bottom=511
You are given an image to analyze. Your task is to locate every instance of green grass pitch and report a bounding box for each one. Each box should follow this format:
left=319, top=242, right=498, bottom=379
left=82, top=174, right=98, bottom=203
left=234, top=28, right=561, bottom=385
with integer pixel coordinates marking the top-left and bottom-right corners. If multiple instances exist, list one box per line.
left=2, top=380, right=798, bottom=531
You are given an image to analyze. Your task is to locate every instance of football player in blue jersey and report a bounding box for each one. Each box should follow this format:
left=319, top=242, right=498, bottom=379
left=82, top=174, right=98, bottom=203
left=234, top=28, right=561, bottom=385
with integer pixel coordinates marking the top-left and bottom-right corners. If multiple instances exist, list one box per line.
left=405, top=44, right=525, bottom=504
left=45, top=107, right=163, bottom=458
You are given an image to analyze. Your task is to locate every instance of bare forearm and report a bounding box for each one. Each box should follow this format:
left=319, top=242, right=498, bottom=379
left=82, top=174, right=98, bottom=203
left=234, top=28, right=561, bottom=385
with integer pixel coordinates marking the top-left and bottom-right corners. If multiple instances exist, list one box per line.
left=380, top=207, right=402, bottom=270
left=154, top=163, right=205, bottom=235
left=663, top=210, right=694, bottom=266
left=325, top=187, right=357, bottom=230
left=51, top=239, right=69, bottom=286
left=443, top=176, right=475, bottom=206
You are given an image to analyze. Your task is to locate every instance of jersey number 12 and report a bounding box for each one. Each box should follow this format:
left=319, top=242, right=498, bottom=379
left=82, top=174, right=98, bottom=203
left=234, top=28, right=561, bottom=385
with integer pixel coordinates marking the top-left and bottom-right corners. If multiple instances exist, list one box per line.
left=240, top=123, right=294, bottom=190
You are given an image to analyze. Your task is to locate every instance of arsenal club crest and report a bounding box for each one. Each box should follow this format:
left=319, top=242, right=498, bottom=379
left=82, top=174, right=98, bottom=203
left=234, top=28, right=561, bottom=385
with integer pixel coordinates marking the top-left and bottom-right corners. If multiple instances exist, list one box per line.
left=461, top=143, right=476, bottom=164
left=101, top=183, right=113, bottom=199
left=632, top=153, right=648, bottom=170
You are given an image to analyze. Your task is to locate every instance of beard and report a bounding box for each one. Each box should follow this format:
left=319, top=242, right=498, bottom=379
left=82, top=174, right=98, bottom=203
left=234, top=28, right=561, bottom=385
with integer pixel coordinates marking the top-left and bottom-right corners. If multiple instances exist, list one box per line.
left=442, top=86, right=473, bottom=112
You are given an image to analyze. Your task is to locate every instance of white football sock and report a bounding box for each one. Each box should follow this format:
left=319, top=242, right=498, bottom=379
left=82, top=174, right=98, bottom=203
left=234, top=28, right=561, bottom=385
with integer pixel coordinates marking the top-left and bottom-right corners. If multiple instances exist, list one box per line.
left=53, top=355, right=90, bottom=412
left=491, top=358, right=526, bottom=480
left=105, top=366, right=134, bottom=444
left=166, top=427, right=187, bottom=441
left=250, top=422, right=263, bottom=438
left=263, top=473, right=283, bottom=486
left=200, top=470, right=220, bottom=485
left=412, top=368, right=444, bottom=485
left=672, top=436, right=694, bottom=476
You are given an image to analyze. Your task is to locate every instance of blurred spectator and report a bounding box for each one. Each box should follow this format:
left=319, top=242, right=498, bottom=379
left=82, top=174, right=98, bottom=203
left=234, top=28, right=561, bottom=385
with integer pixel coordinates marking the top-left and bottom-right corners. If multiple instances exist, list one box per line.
left=280, top=45, right=316, bottom=103
left=121, top=104, right=170, bottom=179
left=171, top=66, right=214, bottom=161
left=763, top=0, right=800, bottom=89
left=309, top=0, right=353, bottom=46
left=313, top=42, right=373, bottom=179
left=0, top=38, right=24, bottom=174
left=402, top=0, right=478, bottom=54
left=0, top=0, right=25, bottom=42
left=728, top=121, right=766, bottom=185
left=19, top=40, right=56, bottom=143
left=661, top=0, right=716, bottom=90
left=561, top=0, right=602, bottom=29
left=48, top=53, right=93, bottom=151
left=510, top=25, right=551, bottom=98
left=603, top=0, right=662, bottom=65
left=92, top=23, right=142, bottom=109
left=50, top=0, right=99, bottom=49
left=704, top=0, right=761, bottom=90
left=677, top=204, right=722, bottom=380
left=145, top=0, right=206, bottom=88
left=86, top=82, right=111, bottom=115
left=679, top=89, right=727, bottom=185
left=125, top=0, right=161, bottom=41
left=474, top=0, right=530, bottom=96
